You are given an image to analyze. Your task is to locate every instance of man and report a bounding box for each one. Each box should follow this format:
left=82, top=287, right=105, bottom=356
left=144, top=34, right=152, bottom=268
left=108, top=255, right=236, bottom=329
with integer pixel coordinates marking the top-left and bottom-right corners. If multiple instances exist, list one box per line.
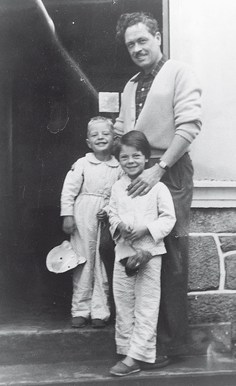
left=114, top=12, right=202, bottom=368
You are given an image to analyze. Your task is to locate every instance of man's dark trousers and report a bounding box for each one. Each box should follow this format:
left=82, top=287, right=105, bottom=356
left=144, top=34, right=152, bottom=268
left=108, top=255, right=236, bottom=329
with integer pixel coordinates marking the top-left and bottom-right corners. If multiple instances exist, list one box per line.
left=148, top=152, right=194, bottom=356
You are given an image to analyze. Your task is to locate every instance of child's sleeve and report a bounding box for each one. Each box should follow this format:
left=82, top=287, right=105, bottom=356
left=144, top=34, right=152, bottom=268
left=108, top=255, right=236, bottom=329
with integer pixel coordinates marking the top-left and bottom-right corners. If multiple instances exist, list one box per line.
left=108, top=184, right=123, bottom=242
left=60, top=158, right=84, bottom=216
left=147, top=183, right=176, bottom=244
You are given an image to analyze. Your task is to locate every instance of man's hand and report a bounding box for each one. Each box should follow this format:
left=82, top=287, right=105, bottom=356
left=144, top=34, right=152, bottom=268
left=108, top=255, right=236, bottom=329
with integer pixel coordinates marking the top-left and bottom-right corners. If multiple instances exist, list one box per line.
left=127, top=164, right=165, bottom=197
left=62, top=216, right=76, bottom=234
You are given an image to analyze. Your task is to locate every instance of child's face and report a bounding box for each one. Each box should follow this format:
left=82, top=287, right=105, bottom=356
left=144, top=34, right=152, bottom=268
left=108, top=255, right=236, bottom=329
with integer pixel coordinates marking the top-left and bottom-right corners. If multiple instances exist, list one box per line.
left=86, top=122, right=114, bottom=154
left=119, top=145, right=147, bottom=179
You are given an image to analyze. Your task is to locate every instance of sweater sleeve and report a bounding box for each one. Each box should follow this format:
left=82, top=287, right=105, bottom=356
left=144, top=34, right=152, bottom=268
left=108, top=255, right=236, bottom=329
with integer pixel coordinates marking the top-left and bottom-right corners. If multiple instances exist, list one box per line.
left=147, top=183, right=176, bottom=243
left=60, top=158, right=84, bottom=216
left=114, top=109, right=125, bottom=138
left=108, top=184, right=123, bottom=242
left=114, top=76, right=138, bottom=137
left=174, top=64, right=202, bottom=143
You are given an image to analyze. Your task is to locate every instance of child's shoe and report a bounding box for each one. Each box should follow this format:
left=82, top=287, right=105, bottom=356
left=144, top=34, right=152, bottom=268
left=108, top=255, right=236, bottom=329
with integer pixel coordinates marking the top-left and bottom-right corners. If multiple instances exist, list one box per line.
left=110, top=360, right=140, bottom=376
left=91, top=318, right=106, bottom=328
left=71, top=316, right=87, bottom=328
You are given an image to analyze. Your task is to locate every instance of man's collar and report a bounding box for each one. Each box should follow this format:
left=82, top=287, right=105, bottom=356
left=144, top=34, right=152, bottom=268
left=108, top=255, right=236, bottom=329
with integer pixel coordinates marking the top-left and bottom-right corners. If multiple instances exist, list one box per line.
left=131, top=55, right=167, bottom=82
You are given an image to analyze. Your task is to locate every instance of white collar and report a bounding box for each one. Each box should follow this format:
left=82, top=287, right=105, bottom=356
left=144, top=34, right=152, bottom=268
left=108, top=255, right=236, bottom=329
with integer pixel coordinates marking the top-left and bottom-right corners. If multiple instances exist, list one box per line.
left=86, top=152, right=120, bottom=167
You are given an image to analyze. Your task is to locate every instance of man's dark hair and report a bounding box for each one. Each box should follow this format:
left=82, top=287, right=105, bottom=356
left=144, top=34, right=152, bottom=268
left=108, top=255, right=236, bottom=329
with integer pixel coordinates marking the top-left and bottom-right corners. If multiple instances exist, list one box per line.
left=116, top=12, right=160, bottom=43
left=116, top=131, right=151, bottom=160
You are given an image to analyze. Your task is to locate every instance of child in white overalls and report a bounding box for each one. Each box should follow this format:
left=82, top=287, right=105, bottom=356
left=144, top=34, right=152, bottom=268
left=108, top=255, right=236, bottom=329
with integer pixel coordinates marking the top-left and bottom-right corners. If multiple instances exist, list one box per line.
left=108, top=131, right=176, bottom=376
left=60, top=116, right=122, bottom=328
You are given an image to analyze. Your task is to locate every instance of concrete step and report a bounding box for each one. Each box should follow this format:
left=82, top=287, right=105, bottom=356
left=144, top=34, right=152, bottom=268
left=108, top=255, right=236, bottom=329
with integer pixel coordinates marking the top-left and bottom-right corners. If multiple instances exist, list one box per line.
left=0, top=355, right=236, bottom=386
left=0, top=302, right=235, bottom=385
left=0, top=321, right=232, bottom=366
left=0, top=304, right=233, bottom=366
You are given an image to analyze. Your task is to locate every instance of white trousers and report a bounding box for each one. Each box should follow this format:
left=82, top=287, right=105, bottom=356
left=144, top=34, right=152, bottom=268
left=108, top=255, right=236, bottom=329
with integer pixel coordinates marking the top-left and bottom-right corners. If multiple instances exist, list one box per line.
left=113, top=256, right=162, bottom=363
left=71, top=226, right=110, bottom=320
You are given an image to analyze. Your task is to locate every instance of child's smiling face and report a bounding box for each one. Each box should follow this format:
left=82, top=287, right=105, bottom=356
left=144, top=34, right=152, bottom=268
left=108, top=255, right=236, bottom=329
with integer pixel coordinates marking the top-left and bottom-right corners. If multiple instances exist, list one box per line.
left=119, top=144, right=147, bottom=179
left=86, top=122, right=114, bottom=154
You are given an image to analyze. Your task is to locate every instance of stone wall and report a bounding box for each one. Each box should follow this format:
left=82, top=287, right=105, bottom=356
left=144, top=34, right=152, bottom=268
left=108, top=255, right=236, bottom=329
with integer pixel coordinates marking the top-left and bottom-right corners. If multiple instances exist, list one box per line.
left=188, top=208, right=236, bottom=341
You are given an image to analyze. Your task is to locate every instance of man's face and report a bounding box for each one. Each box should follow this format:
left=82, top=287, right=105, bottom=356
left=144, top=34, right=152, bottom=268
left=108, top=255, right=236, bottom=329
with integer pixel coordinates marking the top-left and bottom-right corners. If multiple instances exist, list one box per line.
left=124, top=23, right=162, bottom=73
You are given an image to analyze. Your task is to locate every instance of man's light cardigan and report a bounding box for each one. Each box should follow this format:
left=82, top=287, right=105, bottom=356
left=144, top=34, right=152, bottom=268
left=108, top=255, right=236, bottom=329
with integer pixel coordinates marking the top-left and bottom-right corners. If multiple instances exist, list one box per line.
left=114, top=59, right=202, bottom=157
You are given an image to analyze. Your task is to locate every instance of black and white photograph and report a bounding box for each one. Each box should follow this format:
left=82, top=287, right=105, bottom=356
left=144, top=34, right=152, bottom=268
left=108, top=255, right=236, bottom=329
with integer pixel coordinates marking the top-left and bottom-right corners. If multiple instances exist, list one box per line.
left=0, top=0, right=236, bottom=384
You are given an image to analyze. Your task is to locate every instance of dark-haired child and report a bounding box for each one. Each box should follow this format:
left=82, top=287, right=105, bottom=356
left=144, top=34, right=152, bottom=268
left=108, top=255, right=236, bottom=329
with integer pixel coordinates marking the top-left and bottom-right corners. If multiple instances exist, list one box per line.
left=108, top=131, right=176, bottom=376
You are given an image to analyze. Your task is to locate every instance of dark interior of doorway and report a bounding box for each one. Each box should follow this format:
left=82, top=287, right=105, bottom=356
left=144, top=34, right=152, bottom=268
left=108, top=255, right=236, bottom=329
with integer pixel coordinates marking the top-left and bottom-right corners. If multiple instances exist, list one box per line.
left=0, top=0, right=163, bottom=323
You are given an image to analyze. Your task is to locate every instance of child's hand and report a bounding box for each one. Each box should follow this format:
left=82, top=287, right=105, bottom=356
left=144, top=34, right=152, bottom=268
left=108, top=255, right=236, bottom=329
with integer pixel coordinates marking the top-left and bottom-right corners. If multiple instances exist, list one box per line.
left=117, top=222, right=133, bottom=240
left=97, top=209, right=108, bottom=222
left=124, top=226, right=149, bottom=242
left=62, top=216, right=76, bottom=234
left=125, top=249, right=152, bottom=276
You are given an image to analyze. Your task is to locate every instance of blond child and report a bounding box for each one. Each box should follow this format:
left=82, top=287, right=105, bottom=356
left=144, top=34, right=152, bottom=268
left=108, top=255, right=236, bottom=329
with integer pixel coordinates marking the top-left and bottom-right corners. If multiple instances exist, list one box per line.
left=60, top=116, right=122, bottom=328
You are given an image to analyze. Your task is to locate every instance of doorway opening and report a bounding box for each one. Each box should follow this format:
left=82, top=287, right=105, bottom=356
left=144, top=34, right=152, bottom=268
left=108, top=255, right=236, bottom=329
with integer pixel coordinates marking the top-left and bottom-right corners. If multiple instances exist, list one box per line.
left=0, top=0, right=166, bottom=324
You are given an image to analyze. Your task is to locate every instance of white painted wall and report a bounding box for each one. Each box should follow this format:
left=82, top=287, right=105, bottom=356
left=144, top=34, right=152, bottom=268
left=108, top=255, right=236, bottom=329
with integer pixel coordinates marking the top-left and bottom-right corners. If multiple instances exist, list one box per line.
left=169, top=0, right=236, bottom=180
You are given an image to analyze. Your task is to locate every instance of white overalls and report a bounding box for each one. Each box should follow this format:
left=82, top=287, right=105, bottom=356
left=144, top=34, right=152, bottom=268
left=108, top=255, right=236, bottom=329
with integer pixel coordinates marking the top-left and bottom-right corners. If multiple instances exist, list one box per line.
left=61, top=153, right=122, bottom=319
